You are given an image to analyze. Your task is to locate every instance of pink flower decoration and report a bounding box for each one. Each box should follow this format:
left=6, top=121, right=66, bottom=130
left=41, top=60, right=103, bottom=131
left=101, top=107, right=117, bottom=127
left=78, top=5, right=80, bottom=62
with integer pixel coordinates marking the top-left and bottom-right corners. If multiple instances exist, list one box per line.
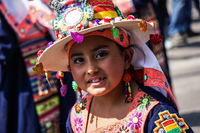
left=71, top=32, right=84, bottom=43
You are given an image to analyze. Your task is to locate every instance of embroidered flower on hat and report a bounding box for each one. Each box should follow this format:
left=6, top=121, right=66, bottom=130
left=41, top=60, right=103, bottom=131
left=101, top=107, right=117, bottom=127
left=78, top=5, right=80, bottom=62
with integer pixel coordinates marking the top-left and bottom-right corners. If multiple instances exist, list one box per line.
left=138, top=20, right=147, bottom=32
left=50, top=0, right=94, bottom=36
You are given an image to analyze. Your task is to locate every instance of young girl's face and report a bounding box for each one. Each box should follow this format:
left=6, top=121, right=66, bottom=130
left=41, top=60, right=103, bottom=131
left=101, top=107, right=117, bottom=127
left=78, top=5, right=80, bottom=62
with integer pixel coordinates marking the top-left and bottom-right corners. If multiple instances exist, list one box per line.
left=69, top=36, right=127, bottom=96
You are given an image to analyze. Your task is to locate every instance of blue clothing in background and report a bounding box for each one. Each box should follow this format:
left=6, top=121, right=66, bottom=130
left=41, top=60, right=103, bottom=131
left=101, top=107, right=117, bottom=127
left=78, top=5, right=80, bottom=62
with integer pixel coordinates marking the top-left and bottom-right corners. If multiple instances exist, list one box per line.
left=0, top=11, right=41, bottom=133
left=59, top=72, right=77, bottom=133
left=168, top=0, right=192, bottom=36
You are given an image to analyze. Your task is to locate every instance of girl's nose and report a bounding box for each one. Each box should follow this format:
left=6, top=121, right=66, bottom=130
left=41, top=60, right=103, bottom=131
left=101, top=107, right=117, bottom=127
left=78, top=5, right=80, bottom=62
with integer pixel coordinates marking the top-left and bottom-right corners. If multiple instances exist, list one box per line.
left=87, top=61, right=99, bottom=75
left=87, top=68, right=99, bottom=75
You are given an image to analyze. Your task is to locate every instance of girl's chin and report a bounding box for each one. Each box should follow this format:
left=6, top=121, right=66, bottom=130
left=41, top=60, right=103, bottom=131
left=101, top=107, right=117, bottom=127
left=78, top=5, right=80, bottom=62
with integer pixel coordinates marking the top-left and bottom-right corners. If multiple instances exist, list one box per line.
left=87, top=87, right=109, bottom=96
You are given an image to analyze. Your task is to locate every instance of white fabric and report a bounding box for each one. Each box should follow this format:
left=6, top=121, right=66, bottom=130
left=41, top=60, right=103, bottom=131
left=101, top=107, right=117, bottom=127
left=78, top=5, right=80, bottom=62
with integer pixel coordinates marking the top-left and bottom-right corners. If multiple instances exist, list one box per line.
left=2, top=0, right=29, bottom=23
left=29, top=0, right=52, bottom=15
left=130, top=31, right=162, bottom=72
left=125, top=30, right=167, bottom=97
left=2, top=0, right=53, bottom=24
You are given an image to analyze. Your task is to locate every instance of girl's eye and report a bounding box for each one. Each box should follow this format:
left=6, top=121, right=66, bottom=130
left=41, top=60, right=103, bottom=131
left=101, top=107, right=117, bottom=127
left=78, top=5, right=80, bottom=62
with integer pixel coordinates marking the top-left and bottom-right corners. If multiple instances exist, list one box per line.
left=73, top=57, right=85, bottom=64
left=95, top=51, right=109, bottom=59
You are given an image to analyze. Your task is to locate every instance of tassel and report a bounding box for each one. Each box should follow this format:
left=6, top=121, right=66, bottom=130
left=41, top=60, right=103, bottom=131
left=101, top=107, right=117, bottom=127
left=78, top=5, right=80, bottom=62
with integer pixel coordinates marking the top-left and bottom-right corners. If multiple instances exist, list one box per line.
left=150, top=34, right=163, bottom=45
left=60, top=84, right=67, bottom=96
left=72, top=81, right=78, bottom=92
left=111, top=27, right=119, bottom=39
left=32, top=62, right=44, bottom=75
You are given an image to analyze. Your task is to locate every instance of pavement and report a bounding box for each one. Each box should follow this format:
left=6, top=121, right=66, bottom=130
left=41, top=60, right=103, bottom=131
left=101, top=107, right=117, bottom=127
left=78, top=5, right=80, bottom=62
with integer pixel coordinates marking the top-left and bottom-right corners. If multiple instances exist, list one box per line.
left=166, top=19, right=200, bottom=133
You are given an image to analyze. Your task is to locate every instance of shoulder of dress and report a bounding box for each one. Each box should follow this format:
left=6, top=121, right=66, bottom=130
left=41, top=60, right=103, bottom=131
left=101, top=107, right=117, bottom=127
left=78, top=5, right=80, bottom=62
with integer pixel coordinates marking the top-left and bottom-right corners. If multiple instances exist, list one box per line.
left=129, top=90, right=160, bottom=111
left=70, top=93, right=92, bottom=133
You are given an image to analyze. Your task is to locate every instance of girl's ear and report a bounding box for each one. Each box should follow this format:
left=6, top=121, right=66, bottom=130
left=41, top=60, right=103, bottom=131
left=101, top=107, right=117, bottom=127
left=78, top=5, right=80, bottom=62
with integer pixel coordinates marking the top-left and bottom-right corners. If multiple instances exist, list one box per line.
left=123, top=47, right=134, bottom=69
left=67, top=65, right=71, bottom=72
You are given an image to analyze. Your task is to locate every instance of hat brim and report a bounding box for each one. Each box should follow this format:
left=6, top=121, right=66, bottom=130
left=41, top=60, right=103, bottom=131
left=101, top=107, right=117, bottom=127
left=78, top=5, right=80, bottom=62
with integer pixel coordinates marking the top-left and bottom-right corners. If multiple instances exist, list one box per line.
left=38, top=20, right=154, bottom=72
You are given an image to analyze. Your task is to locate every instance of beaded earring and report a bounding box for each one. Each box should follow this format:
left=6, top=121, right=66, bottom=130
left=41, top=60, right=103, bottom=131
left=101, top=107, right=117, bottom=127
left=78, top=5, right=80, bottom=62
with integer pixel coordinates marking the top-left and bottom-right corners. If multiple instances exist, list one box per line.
left=123, top=72, right=133, bottom=103
left=72, top=81, right=84, bottom=113
left=56, top=71, right=67, bottom=96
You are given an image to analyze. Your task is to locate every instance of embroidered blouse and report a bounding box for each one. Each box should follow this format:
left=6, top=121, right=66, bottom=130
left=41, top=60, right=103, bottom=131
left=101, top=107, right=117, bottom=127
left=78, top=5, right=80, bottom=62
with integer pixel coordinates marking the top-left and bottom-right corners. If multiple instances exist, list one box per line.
left=66, top=87, right=194, bottom=133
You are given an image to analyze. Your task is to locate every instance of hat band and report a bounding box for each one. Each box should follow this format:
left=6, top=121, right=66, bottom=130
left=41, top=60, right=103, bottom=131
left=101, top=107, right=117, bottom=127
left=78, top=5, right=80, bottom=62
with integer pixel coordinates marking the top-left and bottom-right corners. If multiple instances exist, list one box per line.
left=66, top=28, right=129, bottom=60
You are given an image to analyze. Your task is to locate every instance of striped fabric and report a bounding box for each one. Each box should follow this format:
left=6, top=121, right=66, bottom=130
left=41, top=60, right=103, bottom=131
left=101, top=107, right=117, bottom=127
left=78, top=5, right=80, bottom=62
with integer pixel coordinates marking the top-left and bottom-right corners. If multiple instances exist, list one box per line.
left=19, top=33, right=60, bottom=133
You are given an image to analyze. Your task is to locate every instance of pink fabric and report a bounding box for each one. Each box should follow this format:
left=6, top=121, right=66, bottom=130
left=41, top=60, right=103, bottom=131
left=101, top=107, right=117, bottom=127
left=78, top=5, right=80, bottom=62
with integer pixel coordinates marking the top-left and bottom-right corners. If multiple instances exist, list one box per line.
left=0, top=3, right=55, bottom=38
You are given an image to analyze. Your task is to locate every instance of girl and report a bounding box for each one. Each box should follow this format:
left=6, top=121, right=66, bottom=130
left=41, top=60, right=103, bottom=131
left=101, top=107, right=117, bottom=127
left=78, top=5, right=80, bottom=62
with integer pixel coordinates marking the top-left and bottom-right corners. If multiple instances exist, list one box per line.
left=34, top=0, right=194, bottom=132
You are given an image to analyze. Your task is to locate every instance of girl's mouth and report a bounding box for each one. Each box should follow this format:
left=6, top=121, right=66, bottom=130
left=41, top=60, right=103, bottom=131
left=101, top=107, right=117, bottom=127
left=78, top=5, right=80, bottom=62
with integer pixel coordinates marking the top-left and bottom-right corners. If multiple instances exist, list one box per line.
left=88, top=77, right=106, bottom=83
left=88, top=77, right=106, bottom=84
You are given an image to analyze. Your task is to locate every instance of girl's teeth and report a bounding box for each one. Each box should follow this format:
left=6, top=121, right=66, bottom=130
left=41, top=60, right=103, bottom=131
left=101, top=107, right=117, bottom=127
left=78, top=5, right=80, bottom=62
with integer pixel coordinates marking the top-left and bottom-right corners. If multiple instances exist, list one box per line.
left=92, top=79, right=100, bottom=82
left=90, top=78, right=104, bottom=83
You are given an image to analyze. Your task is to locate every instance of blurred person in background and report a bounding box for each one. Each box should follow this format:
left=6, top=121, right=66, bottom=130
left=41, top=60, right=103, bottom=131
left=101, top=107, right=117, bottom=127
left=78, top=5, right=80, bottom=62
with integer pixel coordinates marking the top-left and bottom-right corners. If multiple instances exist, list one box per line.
left=0, top=0, right=76, bottom=133
left=165, top=0, right=200, bottom=49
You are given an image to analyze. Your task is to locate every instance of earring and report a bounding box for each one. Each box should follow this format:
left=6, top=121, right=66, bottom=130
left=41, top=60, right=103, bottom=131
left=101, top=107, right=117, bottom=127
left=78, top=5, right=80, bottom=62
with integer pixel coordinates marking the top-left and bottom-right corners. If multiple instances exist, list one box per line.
left=123, top=72, right=133, bottom=103
left=72, top=81, right=84, bottom=113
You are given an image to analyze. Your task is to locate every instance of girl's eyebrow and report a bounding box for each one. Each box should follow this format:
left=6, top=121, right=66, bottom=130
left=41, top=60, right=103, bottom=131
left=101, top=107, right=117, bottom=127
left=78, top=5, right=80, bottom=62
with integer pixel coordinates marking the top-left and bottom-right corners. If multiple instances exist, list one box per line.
left=70, top=53, right=83, bottom=59
left=91, top=45, right=109, bottom=52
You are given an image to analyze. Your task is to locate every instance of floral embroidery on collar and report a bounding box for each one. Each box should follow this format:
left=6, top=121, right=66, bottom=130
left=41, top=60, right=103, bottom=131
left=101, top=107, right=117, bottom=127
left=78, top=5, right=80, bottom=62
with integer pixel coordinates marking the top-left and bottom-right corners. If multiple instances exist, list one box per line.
left=74, top=117, right=83, bottom=133
left=137, top=93, right=154, bottom=109
left=71, top=91, right=159, bottom=133
left=128, top=111, right=143, bottom=131
left=118, top=125, right=129, bottom=133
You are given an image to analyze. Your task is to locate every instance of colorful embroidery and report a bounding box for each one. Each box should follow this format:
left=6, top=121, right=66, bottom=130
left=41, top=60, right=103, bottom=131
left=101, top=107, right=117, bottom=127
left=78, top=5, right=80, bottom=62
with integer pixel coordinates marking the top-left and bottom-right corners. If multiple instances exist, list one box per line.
left=75, top=97, right=87, bottom=113
left=128, top=112, right=143, bottom=130
left=137, top=93, right=154, bottom=109
left=132, top=68, right=177, bottom=109
left=154, top=110, right=189, bottom=133
left=118, top=125, right=129, bottom=133
left=70, top=91, right=159, bottom=133
left=74, top=117, right=83, bottom=133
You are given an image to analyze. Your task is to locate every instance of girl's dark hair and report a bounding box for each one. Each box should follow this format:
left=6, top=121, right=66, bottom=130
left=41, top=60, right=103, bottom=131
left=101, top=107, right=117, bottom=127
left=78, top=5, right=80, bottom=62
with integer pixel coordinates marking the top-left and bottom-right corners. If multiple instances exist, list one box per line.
left=115, top=42, right=145, bottom=58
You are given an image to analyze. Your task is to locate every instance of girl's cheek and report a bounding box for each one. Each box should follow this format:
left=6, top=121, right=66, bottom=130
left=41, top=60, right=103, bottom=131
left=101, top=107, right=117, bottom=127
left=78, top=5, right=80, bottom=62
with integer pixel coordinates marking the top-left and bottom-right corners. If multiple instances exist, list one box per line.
left=71, top=67, right=84, bottom=78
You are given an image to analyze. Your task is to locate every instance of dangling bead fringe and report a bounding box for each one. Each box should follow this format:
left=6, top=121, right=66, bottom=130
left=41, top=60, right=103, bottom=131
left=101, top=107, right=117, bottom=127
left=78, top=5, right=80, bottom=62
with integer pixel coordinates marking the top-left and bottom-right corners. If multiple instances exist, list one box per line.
left=123, top=73, right=133, bottom=103
left=56, top=71, right=64, bottom=85
left=72, top=81, right=84, bottom=112
left=127, top=82, right=133, bottom=102
left=44, top=70, right=52, bottom=88
left=56, top=71, right=65, bottom=96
